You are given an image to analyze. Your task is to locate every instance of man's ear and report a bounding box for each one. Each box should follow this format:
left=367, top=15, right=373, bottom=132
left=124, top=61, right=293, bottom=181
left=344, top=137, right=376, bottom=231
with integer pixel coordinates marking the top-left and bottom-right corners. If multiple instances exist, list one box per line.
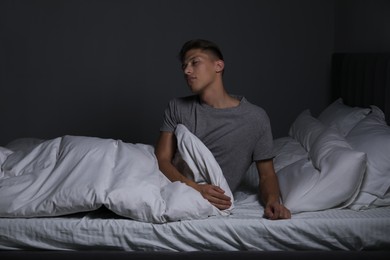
left=215, top=60, right=225, bottom=73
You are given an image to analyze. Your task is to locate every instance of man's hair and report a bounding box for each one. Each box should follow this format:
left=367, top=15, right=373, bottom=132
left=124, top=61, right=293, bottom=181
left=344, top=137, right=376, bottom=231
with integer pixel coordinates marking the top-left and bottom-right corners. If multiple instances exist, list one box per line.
left=179, top=39, right=224, bottom=63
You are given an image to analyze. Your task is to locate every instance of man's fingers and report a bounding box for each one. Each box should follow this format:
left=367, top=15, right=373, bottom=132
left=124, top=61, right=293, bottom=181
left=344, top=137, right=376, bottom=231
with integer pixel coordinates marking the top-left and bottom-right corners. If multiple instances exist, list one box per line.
left=264, top=204, right=291, bottom=220
left=212, top=186, right=226, bottom=194
left=208, top=187, right=231, bottom=202
left=211, top=202, right=231, bottom=210
left=207, top=189, right=232, bottom=209
left=264, top=207, right=276, bottom=219
left=199, top=184, right=232, bottom=209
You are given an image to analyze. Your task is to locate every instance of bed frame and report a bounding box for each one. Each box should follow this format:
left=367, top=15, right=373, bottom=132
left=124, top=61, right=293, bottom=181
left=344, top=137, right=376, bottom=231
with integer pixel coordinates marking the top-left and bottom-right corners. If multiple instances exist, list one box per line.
left=331, top=52, right=390, bottom=124
left=1, top=250, right=389, bottom=260
left=1, top=53, right=390, bottom=259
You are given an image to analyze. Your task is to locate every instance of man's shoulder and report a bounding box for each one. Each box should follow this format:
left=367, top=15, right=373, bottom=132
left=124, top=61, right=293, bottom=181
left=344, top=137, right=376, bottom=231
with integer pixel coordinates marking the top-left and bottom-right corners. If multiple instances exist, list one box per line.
left=240, top=97, right=268, bottom=115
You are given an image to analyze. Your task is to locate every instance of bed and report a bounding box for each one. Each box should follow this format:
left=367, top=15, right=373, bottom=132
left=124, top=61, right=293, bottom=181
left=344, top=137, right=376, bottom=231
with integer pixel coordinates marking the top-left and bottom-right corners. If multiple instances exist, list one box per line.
left=1, top=53, right=390, bottom=259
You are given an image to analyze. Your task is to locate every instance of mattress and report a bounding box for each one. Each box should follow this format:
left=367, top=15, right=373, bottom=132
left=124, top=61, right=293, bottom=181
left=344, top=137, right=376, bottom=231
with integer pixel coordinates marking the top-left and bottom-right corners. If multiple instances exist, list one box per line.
left=1, top=190, right=389, bottom=251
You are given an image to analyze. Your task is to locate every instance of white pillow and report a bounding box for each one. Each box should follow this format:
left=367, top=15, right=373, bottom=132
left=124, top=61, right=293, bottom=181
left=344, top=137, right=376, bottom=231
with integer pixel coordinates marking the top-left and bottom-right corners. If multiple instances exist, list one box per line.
left=0, top=147, right=14, bottom=179
left=2, top=138, right=45, bottom=179
left=278, top=127, right=366, bottom=213
left=174, top=124, right=234, bottom=214
left=2, top=139, right=58, bottom=179
left=277, top=158, right=320, bottom=212
left=0, top=147, right=13, bottom=164
left=308, top=127, right=366, bottom=208
left=272, top=136, right=308, bottom=172
left=346, top=106, right=390, bottom=210
left=318, top=98, right=371, bottom=136
left=288, top=109, right=325, bottom=152
left=5, top=138, right=44, bottom=151
left=348, top=191, right=390, bottom=211
left=310, top=127, right=354, bottom=168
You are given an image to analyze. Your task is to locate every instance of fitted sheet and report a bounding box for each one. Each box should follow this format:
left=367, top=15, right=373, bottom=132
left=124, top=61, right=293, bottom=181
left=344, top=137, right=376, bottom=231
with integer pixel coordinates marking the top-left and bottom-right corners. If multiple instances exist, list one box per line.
left=1, top=190, right=389, bottom=251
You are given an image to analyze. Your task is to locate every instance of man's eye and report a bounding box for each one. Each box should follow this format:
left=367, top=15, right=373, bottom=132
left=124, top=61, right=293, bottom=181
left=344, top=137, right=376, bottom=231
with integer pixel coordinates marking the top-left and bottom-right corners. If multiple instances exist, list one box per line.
left=182, top=59, right=200, bottom=70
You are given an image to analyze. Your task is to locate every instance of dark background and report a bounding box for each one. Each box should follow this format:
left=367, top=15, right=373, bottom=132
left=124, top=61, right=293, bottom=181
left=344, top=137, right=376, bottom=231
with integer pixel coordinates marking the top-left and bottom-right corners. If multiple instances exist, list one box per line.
left=1, top=0, right=390, bottom=146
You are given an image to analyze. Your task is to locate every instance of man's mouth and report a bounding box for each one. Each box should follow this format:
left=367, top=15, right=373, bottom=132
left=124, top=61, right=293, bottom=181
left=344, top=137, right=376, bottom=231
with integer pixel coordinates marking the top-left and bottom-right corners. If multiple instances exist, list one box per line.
left=187, top=76, right=196, bottom=83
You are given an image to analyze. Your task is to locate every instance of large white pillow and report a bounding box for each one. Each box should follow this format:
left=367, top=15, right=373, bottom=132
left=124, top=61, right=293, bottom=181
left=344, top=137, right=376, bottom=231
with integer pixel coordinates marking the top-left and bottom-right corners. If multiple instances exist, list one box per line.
left=318, top=98, right=371, bottom=136
left=308, top=127, right=366, bottom=208
left=277, top=158, right=320, bottom=212
left=272, top=137, right=308, bottom=173
left=288, top=109, right=325, bottom=152
left=278, top=127, right=366, bottom=213
left=346, top=106, right=390, bottom=210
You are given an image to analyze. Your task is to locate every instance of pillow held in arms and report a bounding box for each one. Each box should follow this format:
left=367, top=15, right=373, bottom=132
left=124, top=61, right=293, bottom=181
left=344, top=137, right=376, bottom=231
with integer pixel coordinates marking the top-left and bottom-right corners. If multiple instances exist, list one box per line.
left=347, top=106, right=390, bottom=210
left=174, top=124, right=234, bottom=214
left=318, top=98, right=371, bottom=136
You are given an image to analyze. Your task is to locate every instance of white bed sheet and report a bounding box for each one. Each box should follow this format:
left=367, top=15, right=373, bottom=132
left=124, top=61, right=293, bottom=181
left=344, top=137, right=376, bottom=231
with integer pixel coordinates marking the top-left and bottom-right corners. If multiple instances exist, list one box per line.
left=1, top=191, right=389, bottom=251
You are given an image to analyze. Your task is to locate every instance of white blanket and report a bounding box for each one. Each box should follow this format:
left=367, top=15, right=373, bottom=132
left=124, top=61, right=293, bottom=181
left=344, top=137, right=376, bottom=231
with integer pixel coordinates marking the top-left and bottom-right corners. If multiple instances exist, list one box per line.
left=0, top=124, right=233, bottom=223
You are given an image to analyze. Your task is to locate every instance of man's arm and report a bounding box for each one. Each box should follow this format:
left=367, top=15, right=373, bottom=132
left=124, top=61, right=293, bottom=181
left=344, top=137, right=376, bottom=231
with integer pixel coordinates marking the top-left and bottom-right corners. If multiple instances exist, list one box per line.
left=256, top=159, right=291, bottom=220
left=155, top=131, right=232, bottom=209
left=155, top=131, right=197, bottom=187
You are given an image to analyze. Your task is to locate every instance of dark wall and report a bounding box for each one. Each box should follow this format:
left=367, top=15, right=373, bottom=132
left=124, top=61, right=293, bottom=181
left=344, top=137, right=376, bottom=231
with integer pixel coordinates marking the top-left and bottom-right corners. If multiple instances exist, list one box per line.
left=334, top=0, right=390, bottom=53
left=0, top=0, right=335, bottom=146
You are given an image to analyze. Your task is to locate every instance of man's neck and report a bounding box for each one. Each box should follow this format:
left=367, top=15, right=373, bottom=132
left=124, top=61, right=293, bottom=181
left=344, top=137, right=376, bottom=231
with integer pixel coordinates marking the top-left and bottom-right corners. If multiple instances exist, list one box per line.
left=199, top=87, right=240, bottom=109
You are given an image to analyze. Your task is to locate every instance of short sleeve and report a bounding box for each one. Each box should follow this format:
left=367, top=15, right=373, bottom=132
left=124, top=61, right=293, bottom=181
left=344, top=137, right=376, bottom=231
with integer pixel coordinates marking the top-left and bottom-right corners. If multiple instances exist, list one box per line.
left=160, top=99, right=178, bottom=132
left=253, top=110, right=274, bottom=161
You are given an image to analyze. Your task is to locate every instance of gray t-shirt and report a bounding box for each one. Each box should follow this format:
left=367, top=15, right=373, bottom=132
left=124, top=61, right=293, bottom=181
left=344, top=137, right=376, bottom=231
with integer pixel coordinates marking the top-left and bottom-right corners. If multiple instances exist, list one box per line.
left=160, top=95, right=274, bottom=192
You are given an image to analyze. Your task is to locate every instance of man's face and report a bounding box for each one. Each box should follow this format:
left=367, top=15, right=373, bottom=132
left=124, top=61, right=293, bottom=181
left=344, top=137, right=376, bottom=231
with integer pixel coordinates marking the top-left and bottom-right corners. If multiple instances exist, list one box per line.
left=181, top=49, right=221, bottom=94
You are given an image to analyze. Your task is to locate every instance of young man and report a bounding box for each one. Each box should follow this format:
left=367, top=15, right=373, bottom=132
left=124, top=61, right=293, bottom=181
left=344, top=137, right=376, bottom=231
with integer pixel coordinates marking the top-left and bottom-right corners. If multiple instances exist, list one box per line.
left=155, top=39, right=291, bottom=220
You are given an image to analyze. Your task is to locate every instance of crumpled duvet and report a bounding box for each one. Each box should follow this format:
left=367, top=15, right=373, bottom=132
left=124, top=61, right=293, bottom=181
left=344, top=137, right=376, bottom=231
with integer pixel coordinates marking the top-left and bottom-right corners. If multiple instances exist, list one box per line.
left=0, top=124, right=233, bottom=223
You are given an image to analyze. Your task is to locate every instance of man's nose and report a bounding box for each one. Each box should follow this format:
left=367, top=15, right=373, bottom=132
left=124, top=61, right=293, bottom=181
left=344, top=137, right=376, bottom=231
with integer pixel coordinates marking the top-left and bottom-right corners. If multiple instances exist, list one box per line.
left=184, top=65, right=192, bottom=75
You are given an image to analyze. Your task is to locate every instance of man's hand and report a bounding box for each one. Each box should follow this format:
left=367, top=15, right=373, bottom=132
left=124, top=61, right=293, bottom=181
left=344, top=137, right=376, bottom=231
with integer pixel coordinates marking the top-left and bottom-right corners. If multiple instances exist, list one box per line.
left=197, top=183, right=232, bottom=210
left=263, top=200, right=291, bottom=220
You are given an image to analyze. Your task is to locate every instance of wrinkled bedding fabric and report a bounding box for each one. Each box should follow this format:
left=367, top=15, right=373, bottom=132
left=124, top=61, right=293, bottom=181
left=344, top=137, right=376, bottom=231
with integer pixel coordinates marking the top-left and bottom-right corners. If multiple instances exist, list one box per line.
left=0, top=124, right=233, bottom=223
